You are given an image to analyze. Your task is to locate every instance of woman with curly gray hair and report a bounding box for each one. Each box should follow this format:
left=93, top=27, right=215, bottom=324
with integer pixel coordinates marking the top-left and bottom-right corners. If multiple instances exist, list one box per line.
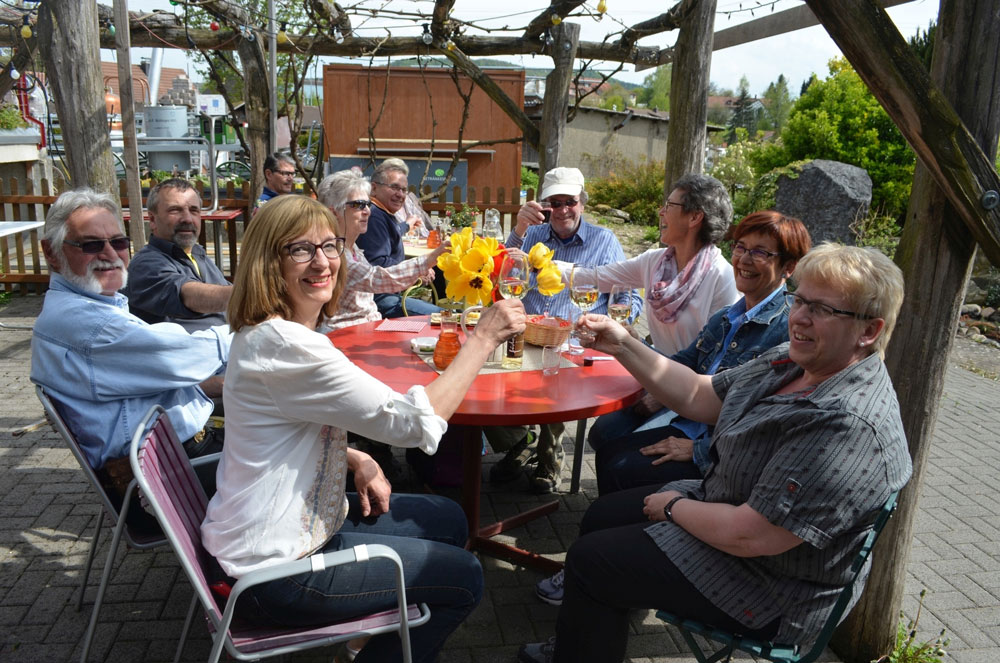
left=316, top=169, right=446, bottom=331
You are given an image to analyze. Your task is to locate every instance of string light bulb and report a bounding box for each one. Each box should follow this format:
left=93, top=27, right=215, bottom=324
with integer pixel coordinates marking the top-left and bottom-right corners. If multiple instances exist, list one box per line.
left=9, top=67, right=19, bottom=80
left=550, top=14, right=562, bottom=26
left=107, top=22, right=116, bottom=37
left=20, top=15, right=32, bottom=39
left=446, top=38, right=456, bottom=51
left=421, top=23, right=433, bottom=45
left=276, top=22, right=288, bottom=44
left=210, top=20, right=220, bottom=31
left=334, top=28, right=344, bottom=44
left=597, top=0, right=607, bottom=15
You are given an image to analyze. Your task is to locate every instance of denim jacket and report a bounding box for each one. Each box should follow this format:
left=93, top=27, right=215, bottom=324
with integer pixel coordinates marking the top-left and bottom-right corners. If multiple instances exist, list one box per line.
left=669, top=285, right=791, bottom=472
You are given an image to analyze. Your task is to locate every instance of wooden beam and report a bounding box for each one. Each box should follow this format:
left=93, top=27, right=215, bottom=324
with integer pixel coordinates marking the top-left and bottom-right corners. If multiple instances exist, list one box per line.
left=523, top=1, right=586, bottom=42
left=438, top=44, right=540, bottom=149
left=804, top=0, right=1000, bottom=266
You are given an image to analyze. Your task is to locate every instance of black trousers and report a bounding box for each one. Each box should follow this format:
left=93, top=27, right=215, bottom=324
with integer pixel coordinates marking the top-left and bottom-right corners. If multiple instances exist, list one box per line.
left=553, top=485, right=780, bottom=663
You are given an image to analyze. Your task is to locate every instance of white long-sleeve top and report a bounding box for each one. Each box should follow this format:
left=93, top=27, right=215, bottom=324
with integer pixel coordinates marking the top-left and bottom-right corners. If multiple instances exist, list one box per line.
left=574, top=248, right=739, bottom=355
left=202, top=318, right=447, bottom=578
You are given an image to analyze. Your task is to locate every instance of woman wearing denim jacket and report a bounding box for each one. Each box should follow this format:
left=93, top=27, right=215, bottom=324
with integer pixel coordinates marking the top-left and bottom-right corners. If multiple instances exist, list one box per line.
left=534, top=210, right=812, bottom=608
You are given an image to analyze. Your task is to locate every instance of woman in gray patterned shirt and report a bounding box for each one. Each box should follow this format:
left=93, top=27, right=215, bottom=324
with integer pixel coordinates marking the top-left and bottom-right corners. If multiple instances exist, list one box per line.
left=518, top=243, right=912, bottom=663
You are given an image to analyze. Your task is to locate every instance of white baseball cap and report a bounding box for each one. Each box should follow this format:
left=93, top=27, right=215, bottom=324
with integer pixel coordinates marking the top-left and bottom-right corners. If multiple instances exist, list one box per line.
left=540, top=167, right=585, bottom=200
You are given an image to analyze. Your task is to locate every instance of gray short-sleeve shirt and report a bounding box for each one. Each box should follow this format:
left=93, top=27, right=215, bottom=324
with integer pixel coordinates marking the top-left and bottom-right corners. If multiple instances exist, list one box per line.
left=645, top=344, right=911, bottom=646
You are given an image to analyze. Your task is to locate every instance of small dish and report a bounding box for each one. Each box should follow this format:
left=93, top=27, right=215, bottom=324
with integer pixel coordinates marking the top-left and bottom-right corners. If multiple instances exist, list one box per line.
left=410, top=337, right=438, bottom=354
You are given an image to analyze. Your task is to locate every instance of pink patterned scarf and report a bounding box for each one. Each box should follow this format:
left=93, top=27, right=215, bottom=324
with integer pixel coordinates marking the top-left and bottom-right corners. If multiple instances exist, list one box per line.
left=647, top=244, right=720, bottom=323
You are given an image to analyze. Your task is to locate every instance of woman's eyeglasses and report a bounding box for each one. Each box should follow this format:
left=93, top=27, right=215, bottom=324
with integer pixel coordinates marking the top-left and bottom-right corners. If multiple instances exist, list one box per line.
left=63, top=237, right=131, bottom=254
left=344, top=200, right=372, bottom=211
left=284, top=238, right=347, bottom=263
left=732, top=242, right=781, bottom=263
left=785, top=292, right=873, bottom=320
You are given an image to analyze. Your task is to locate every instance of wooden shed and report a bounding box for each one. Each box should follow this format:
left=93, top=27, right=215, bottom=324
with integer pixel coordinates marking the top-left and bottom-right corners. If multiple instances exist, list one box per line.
left=322, top=64, right=525, bottom=195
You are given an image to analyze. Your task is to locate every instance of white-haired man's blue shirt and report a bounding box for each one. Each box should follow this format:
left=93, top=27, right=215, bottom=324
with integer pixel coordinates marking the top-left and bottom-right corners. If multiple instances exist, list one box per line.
left=30, top=273, right=231, bottom=468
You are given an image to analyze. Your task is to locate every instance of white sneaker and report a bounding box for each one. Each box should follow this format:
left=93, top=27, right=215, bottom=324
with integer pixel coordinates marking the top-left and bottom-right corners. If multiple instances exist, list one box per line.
left=535, top=569, right=565, bottom=605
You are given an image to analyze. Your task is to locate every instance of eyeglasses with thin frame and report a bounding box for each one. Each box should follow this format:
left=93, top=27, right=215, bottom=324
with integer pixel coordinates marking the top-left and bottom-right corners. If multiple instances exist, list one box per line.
left=273, top=169, right=296, bottom=177
left=63, top=236, right=131, bottom=254
left=732, top=242, right=781, bottom=264
left=784, top=292, right=873, bottom=320
left=661, top=201, right=685, bottom=211
left=344, top=200, right=372, bottom=211
left=376, top=182, right=408, bottom=194
left=543, top=199, right=579, bottom=210
left=284, top=238, right=347, bottom=263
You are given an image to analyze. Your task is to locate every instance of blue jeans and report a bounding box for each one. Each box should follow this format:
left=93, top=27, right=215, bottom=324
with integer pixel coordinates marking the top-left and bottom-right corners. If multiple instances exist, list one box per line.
left=594, top=425, right=702, bottom=495
left=239, top=493, right=482, bottom=663
left=375, top=293, right=442, bottom=319
left=587, top=404, right=679, bottom=451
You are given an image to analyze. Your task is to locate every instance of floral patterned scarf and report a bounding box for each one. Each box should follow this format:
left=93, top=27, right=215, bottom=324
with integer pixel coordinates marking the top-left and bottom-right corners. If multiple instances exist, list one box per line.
left=647, top=244, right=720, bottom=323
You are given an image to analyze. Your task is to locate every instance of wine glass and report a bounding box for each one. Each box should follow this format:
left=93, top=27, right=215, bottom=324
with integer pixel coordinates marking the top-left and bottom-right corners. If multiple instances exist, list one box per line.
left=608, top=284, right=630, bottom=324
left=498, top=254, right=530, bottom=368
left=569, top=264, right=599, bottom=354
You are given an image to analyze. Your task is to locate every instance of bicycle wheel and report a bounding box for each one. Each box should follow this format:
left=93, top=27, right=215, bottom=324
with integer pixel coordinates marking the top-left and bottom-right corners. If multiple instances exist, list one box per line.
left=216, top=160, right=251, bottom=180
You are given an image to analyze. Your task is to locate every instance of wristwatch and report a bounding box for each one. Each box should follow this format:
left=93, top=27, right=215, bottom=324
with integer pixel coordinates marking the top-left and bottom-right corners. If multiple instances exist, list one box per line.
left=663, top=495, right=685, bottom=523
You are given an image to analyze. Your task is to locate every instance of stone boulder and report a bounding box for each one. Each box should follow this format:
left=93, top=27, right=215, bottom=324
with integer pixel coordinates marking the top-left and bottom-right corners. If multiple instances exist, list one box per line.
left=774, top=160, right=872, bottom=245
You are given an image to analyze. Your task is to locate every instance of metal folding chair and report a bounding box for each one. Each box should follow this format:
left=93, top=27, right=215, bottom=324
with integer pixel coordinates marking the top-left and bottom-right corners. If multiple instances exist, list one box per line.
left=130, top=404, right=431, bottom=662
left=656, top=490, right=900, bottom=663
left=35, top=385, right=169, bottom=663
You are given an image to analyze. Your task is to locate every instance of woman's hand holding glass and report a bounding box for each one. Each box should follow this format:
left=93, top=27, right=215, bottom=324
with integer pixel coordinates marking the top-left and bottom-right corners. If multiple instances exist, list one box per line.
left=573, top=312, right=631, bottom=356
left=569, top=264, right=599, bottom=353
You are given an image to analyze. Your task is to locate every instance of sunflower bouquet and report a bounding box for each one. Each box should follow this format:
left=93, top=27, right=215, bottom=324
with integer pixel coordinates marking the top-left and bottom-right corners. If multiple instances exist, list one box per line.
left=436, top=227, right=565, bottom=308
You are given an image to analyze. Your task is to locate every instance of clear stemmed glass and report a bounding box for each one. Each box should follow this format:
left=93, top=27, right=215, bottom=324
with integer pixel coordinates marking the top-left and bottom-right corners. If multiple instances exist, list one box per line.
left=498, top=254, right=530, bottom=368
left=608, top=284, right=630, bottom=324
left=569, top=264, right=599, bottom=354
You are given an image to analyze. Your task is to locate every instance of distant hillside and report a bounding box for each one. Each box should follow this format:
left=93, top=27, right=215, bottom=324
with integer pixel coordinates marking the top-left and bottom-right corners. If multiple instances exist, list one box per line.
left=391, top=57, right=640, bottom=91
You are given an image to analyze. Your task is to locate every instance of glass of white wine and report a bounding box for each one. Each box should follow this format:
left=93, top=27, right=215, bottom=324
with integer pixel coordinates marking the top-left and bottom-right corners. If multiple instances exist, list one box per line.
left=569, top=264, right=599, bottom=354
left=608, top=284, right=630, bottom=324
left=499, top=254, right=530, bottom=369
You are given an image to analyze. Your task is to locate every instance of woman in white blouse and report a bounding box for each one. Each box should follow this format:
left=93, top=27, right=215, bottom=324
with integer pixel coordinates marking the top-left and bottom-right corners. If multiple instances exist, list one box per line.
left=201, top=195, right=525, bottom=662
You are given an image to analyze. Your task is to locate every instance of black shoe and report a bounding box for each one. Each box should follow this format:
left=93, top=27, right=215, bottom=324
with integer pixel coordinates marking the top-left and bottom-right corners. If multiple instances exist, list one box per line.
left=488, top=432, right=537, bottom=483
left=518, top=637, right=556, bottom=663
left=529, top=439, right=564, bottom=495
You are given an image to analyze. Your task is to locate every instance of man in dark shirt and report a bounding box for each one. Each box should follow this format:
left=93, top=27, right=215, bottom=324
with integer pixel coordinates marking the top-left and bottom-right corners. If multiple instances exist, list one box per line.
left=356, top=161, right=439, bottom=318
left=257, top=153, right=296, bottom=207
left=125, top=179, right=232, bottom=332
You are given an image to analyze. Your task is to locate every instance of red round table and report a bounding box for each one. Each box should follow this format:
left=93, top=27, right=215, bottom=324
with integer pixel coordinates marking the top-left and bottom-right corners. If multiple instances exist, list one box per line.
left=326, top=317, right=642, bottom=570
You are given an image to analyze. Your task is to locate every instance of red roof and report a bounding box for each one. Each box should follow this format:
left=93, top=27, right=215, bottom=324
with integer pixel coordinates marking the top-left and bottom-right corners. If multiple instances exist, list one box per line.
left=100, top=61, right=191, bottom=106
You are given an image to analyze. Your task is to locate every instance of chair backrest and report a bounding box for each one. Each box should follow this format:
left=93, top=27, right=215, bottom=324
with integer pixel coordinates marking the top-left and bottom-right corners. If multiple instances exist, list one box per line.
left=129, top=405, right=224, bottom=624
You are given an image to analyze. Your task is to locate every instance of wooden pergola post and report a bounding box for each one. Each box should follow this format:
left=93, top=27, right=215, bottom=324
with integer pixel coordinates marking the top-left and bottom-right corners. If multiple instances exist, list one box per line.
left=112, top=0, right=145, bottom=250
left=539, top=21, right=580, bottom=179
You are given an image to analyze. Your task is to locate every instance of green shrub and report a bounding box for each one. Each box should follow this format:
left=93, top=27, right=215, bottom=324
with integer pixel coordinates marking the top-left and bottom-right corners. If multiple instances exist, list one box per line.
left=585, top=155, right=665, bottom=226
left=851, top=207, right=901, bottom=259
left=521, top=166, right=539, bottom=193
left=734, top=160, right=808, bottom=221
left=643, top=225, right=661, bottom=243
left=0, top=103, right=26, bottom=130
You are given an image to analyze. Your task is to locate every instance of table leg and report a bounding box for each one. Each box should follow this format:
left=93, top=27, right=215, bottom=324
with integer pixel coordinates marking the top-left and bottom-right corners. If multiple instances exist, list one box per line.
left=570, top=418, right=587, bottom=494
left=459, top=425, right=563, bottom=572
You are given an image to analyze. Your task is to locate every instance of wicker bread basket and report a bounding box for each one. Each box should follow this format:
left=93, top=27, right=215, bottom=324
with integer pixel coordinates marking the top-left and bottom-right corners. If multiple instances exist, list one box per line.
left=524, top=315, right=571, bottom=347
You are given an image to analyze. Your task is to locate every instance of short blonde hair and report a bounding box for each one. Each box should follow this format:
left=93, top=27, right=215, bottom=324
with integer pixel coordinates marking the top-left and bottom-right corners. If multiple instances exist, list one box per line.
left=794, top=243, right=904, bottom=358
left=228, top=196, right=347, bottom=331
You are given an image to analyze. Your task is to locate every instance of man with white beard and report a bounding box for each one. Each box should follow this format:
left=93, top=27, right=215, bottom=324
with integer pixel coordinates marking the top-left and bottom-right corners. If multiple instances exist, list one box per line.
left=30, top=189, right=231, bottom=531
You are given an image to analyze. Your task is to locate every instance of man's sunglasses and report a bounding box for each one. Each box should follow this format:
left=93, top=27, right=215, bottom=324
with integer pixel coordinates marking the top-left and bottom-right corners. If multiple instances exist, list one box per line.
left=63, top=237, right=131, bottom=254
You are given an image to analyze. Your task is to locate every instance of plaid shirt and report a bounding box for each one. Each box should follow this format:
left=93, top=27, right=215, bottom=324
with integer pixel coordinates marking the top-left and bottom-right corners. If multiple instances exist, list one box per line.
left=322, top=246, right=434, bottom=331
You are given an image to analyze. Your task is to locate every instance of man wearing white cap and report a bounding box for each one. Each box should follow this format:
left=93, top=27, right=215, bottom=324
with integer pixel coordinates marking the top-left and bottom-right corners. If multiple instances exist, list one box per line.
left=488, top=167, right=642, bottom=493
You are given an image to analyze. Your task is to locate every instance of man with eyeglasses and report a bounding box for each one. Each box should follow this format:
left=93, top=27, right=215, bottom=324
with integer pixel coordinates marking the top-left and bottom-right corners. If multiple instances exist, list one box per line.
left=125, top=179, right=232, bottom=332
left=257, top=153, right=298, bottom=207
left=31, top=188, right=232, bottom=534
left=488, top=167, right=642, bottom=494
left=356, top=160, right=440, bottom=318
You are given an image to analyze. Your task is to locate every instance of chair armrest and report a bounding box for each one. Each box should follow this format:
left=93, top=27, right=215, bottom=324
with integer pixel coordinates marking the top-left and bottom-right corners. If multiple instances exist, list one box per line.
left=190, top=452, right=222, bottom=468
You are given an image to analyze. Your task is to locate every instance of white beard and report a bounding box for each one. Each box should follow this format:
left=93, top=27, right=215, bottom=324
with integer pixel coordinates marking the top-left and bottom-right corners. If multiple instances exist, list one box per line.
left=61, top=257, right=128, bottom=295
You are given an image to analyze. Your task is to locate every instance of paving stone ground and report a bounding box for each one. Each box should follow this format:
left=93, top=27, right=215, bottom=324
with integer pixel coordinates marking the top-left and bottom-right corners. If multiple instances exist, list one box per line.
left=2, top=293, right=998, bottom=662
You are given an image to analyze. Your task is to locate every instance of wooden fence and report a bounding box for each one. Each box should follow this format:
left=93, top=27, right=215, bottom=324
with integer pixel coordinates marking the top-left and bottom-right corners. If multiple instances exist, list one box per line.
left=0, top=178, right=531, bottom=295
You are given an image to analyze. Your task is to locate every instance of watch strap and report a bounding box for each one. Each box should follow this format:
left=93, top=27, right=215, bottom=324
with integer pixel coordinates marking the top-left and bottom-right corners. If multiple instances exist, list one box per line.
left=663, top=495, right=685, bottom=523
